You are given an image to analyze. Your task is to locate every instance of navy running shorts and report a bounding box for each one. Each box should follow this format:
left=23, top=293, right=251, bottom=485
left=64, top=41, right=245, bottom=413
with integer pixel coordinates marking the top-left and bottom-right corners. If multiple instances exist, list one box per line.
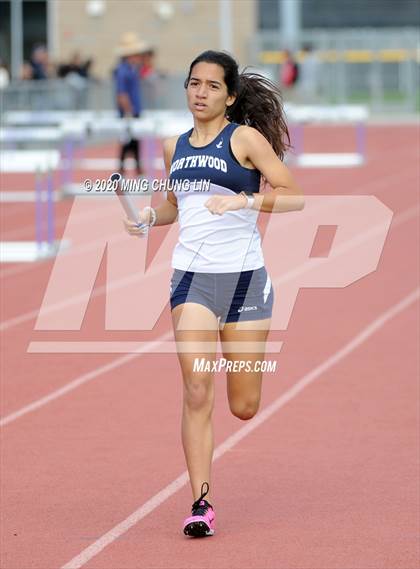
left=169, top=266, right=274, bottom=323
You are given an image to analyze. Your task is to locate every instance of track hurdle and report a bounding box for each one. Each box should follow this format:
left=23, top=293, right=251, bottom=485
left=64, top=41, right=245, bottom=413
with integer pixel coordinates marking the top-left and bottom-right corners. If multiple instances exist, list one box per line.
left=0, top=150, right=65, bottom=263
left=286, top=104, right=369, bottom=168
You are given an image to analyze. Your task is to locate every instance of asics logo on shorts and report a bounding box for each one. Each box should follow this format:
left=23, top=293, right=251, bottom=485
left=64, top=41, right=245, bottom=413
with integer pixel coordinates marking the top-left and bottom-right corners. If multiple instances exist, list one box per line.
left=237, top=305, right=258, bottom=313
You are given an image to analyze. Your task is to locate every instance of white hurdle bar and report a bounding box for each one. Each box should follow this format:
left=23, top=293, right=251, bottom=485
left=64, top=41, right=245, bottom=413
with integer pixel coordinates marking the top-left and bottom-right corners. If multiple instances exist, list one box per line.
left=285, top=104, right=369, bottom=168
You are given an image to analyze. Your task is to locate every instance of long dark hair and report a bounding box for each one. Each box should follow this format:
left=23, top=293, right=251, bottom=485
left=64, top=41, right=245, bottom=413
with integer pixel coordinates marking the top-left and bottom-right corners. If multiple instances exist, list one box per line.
left=184, top=50, right=290, bottom=160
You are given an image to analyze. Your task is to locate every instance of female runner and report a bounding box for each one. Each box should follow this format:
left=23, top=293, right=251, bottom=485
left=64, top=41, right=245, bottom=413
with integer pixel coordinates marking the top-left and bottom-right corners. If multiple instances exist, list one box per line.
left=124, top=50, right=304, bottom=538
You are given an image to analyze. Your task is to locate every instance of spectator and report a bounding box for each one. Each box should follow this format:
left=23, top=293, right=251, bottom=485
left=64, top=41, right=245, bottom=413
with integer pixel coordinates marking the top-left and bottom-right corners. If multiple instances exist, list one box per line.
left=19, top=61, right=33, bottom=80
left=280, top=50, right=299, bottom=90
left=0, top=58, right=10, bottom=89
left=139, top=49, right=156, bottom=80
left=57, top=51, right=92, bottom=79
left=113, top=32, right=150, bottom=176
left=29, top=44, right=49, bottom=80
left=57, top=51, right=93, bottom=109
left=298, top=43, right=321, bottom=102
left=139, top=48, right=162, bottom=109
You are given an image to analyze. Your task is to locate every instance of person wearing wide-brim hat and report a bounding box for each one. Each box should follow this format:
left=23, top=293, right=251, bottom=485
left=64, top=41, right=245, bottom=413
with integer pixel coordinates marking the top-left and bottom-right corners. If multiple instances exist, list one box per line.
left=113, top=32, right=150, bottom=176
left=115, top=32, right=151, bottom=59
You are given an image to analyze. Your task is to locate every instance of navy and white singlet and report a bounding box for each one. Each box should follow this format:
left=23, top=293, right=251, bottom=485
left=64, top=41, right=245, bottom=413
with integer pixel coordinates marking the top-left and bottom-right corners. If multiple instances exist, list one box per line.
left=169, top=122, right=264, bottom=273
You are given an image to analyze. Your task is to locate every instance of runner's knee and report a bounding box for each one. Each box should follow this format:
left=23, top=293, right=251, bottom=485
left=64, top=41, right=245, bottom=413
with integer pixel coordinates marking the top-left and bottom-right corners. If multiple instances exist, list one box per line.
left=229, top=398, right=260, bottom=421
left=183, top=374, right=214, bottom=412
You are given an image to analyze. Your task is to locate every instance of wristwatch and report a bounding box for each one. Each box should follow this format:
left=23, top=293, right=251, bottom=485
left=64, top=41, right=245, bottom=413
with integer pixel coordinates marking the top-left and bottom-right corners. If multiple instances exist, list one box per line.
left=239, top=191, right=255, bottom=210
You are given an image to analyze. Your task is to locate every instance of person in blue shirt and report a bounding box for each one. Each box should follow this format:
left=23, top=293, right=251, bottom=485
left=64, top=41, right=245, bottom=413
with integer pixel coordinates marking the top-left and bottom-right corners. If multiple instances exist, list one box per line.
left=113, top=33, right=149, bottom=176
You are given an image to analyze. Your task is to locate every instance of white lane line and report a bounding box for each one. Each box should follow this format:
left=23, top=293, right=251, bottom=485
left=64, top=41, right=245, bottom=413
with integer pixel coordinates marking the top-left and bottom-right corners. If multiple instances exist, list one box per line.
left=60, top=286, right=420, bottom=569
left=0, top=331, right=173, bottom=427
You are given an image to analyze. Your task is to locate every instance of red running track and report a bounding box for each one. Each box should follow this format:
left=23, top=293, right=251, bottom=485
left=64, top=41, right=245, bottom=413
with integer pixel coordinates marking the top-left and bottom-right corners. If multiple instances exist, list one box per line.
left=0, top=125, right=419, bottom=569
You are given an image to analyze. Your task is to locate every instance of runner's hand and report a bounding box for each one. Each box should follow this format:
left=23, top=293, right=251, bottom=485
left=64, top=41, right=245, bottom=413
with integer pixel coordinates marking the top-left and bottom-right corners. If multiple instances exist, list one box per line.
left=204, top=194, right=246, bottom=215
left=123, top=209, right=150, bottom=236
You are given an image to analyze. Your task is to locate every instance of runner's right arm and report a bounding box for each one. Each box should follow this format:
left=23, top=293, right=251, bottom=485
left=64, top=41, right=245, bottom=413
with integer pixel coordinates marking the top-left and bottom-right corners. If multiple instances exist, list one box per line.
left=124, top=136, right=179, bottom=234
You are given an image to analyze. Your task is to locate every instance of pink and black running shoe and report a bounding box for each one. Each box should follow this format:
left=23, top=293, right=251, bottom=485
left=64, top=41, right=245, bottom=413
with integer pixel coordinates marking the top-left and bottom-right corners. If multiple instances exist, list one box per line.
left=183, top=482, right=215, bottom=537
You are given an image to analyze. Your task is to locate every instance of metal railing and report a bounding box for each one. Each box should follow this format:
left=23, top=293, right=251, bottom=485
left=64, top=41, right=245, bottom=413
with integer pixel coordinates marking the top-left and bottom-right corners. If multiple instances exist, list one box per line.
left=0, top=59, right=418, bottom=115
left=0, top=75, right=188, bottom=115
left=248, top=28, right=420, bottom=112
